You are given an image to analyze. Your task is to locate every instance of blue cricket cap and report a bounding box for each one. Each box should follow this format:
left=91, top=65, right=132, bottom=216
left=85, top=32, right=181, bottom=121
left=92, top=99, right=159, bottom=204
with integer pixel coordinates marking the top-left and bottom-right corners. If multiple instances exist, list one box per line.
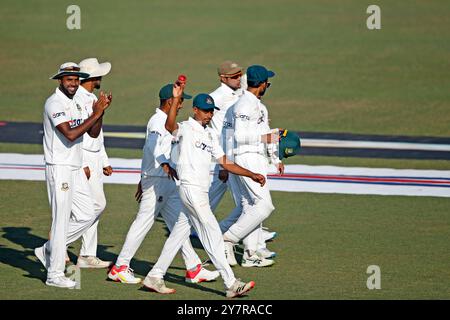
left=246, top=65, right=275, bottom=83
left=193, top=93, right=220, bottom=111
left=159, top=84, right=192, bottom=100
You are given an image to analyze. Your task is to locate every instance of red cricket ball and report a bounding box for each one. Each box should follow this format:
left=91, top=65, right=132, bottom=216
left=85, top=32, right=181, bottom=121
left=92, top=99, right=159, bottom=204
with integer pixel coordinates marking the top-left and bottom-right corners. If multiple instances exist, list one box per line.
left=178, top=75, right=187, bottom=82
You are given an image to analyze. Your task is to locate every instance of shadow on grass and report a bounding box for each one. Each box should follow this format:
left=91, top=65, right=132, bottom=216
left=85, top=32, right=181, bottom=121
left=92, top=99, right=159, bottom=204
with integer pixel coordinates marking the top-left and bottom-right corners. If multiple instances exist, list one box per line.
left=1, top=226, right=224, bottom=297
left=0, top=227, right=47, bottom=283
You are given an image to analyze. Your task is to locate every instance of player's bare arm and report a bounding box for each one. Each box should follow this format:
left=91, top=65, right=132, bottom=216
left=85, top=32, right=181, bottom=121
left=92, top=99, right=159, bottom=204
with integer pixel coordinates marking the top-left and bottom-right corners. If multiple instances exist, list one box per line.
left=164, top=82, right=183, bottom=133
left=217, top=155, right=266, bottom=187
left=56, top=92, right=112, bottom=142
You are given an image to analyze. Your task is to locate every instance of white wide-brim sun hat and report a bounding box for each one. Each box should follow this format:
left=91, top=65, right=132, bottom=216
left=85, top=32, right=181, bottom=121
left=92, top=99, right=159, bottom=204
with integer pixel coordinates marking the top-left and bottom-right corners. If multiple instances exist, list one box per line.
left=50, top=62, right=90, bottom=80
left=79, top=58, right=111, bottom=80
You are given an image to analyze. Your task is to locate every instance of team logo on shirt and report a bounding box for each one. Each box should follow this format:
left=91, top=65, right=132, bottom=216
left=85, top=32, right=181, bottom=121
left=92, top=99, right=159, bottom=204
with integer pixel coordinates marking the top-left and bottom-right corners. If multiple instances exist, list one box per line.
left=69, top=119, right=83, bottom=128
left=235, top=114, right=250, bottom=121
left=61, top=182, right=69, bottom=191
left=195, top=140, right=213, bottom=153
left=257, top=110, right=265, bottom=124
left=52, top=112, right=66, bottom=119
left=223, top=120, right=233, bottom=128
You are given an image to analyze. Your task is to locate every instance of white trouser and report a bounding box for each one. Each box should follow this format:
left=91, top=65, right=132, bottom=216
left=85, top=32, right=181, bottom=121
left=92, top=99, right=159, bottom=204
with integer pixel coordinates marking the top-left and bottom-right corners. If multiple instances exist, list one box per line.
left=148, top=185, right=236, bottom=289
left=208, top=169, right=243, bottom=233
left=223, top=153, right=275, bottom=253
left=115, top=177, right=200, bottom=270
left=210, top=168, right=268, bottom=251
left=44, top=165, right=97, bottom=280
left=80, top=151, right=107, bottom=257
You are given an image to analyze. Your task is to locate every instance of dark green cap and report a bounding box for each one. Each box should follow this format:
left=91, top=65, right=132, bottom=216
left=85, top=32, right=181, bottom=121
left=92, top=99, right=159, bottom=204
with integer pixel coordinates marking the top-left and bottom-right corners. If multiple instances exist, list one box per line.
left=247, top=65, right=275, bottom=83
left=193, top=93, right=220, bottom=111
left=159, top=83, right=192, bottom=100
left=279, top=129, right=301, bottom=160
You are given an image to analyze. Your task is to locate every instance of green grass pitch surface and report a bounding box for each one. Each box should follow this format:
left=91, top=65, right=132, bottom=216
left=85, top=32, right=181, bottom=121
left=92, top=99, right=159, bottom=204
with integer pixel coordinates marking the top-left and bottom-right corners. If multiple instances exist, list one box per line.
left=1, top=0, right=450, bottom=299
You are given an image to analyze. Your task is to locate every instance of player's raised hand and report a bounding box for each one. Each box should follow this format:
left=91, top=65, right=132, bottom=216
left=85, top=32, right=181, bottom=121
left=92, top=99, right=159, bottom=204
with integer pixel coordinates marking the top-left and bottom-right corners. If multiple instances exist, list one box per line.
left=251, top=173, right=266, bottom=187
left=172, top=81, right=183, bottom=99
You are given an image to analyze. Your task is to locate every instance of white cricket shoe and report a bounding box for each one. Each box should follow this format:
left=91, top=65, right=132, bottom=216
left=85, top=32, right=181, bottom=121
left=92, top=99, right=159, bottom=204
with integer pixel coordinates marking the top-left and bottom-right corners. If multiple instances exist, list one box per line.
left=262, top=229, right=277, bottom=242
left=107, top=265, right=141, bottom=284
left=185, top=264, right=220, bottom=283
left=224, top=241, right=238, bottom=266
left=256, top=248, right=277, bottom=259
left=143, top=276, right=176, bottom=294
left=46, top=276, right=77, bottom=289
left=241, top=251, right=275, bottom=268
left=34, top=245, right=50, bottom=270
left=226, top=279, right=255, bottom=298
left=77, top=256, right=112, bottom=269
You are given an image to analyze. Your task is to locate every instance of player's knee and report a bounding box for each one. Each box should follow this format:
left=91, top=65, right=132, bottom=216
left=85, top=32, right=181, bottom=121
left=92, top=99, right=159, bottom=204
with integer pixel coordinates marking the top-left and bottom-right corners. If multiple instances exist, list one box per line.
left=259, top=200, right=274, bottom=220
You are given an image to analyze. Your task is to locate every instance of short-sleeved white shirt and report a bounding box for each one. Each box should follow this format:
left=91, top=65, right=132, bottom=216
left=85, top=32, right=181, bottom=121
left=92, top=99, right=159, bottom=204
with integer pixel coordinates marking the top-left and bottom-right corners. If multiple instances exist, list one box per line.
left=43, top=87, right=85, bottom=167
left=174, top=117, right=225, bottom=191
left=209, top=83, right=242, bottom=138
left=141, top=108, right=175, bottom=178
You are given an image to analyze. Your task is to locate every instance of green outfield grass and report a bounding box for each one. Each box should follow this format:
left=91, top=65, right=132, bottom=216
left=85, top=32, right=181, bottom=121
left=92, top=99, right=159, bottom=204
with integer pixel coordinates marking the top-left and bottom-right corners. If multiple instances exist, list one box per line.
left=0, top=180, right=449, bottom=300
left=1, top=0, right=450, bottom=136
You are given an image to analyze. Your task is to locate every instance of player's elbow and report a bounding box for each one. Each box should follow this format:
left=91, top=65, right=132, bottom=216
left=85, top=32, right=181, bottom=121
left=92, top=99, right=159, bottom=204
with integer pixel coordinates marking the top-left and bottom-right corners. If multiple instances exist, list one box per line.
left=165, top=123, right=175, bottom=133
left=65, top=132, right=79, bottom=142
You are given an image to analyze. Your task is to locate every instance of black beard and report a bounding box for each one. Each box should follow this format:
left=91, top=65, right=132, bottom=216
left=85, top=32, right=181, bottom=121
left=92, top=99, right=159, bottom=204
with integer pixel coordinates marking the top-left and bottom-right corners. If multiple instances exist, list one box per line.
left=259, top=88, right=266, bottom=97
left=94, top=83, right=101, bottom=89
left=59, top=84, right=76, bottom=99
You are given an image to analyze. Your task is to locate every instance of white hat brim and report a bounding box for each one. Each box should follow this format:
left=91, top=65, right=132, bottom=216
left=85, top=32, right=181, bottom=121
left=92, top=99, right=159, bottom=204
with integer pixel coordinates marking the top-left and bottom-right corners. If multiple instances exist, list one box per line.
left=80, top=62, right=111, bottom=79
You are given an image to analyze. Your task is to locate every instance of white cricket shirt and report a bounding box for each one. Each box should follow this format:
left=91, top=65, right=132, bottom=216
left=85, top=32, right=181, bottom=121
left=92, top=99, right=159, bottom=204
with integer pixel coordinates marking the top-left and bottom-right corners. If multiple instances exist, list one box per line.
left=174, top=117, right=225, bottom=191
left=74, top=85, right=110, bottom=168
left=233, top=90, right=280, bottom=163
left=43, top=87, right=85, bottom=167
left=209, top=83, right=242, bottom=137
left=141, top=108, right=175, bottom=178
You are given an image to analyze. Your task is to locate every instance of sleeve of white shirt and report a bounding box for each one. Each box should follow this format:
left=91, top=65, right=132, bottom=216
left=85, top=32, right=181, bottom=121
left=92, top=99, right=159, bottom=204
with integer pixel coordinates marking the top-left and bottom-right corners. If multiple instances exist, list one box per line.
left=233, top=102, right=260, bottom=147
left=45, top=101, right=71, bottom=128
left=210, top=130, right=225, bottom=160
left=100, top=144, right=110, bottom=168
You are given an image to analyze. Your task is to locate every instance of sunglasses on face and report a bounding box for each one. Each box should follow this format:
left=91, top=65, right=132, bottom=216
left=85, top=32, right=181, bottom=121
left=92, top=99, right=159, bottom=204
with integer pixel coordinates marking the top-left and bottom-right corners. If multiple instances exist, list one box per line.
left=225, top=73, right=242, bottom=80
left=266, top=82, right=271, bottom=88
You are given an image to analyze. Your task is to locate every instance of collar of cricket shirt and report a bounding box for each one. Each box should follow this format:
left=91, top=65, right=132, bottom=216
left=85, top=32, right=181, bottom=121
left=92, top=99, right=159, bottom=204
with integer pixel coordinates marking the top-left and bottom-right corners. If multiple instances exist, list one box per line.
left=55, top=87, right=75, bottom=103
left=188, top=116, right=208, bottom=131
left=76, top=84, right=97, bottom=100
left=220, top=82, right=239, bottom=96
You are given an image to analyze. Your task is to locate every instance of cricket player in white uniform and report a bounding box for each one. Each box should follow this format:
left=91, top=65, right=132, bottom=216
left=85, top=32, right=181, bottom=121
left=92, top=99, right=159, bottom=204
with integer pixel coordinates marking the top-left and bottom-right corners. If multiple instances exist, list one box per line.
left=34, top=62, right=112, bottom=288
left=107, top=84, right=219, bottom=285
left=208, top=61, right=244, bottom=216
left=223, top=65, right=284, bottom=268
left=142, top=87, right=265, bottom=298
left=73, top=58, right=113, bottom=268
left=207, top=62, right=278, bottom=265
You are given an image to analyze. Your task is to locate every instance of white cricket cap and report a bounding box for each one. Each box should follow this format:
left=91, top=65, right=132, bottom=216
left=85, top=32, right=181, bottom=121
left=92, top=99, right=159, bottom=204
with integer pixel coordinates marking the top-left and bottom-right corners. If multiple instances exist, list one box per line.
left=79, top=58, right=111, bottom=80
